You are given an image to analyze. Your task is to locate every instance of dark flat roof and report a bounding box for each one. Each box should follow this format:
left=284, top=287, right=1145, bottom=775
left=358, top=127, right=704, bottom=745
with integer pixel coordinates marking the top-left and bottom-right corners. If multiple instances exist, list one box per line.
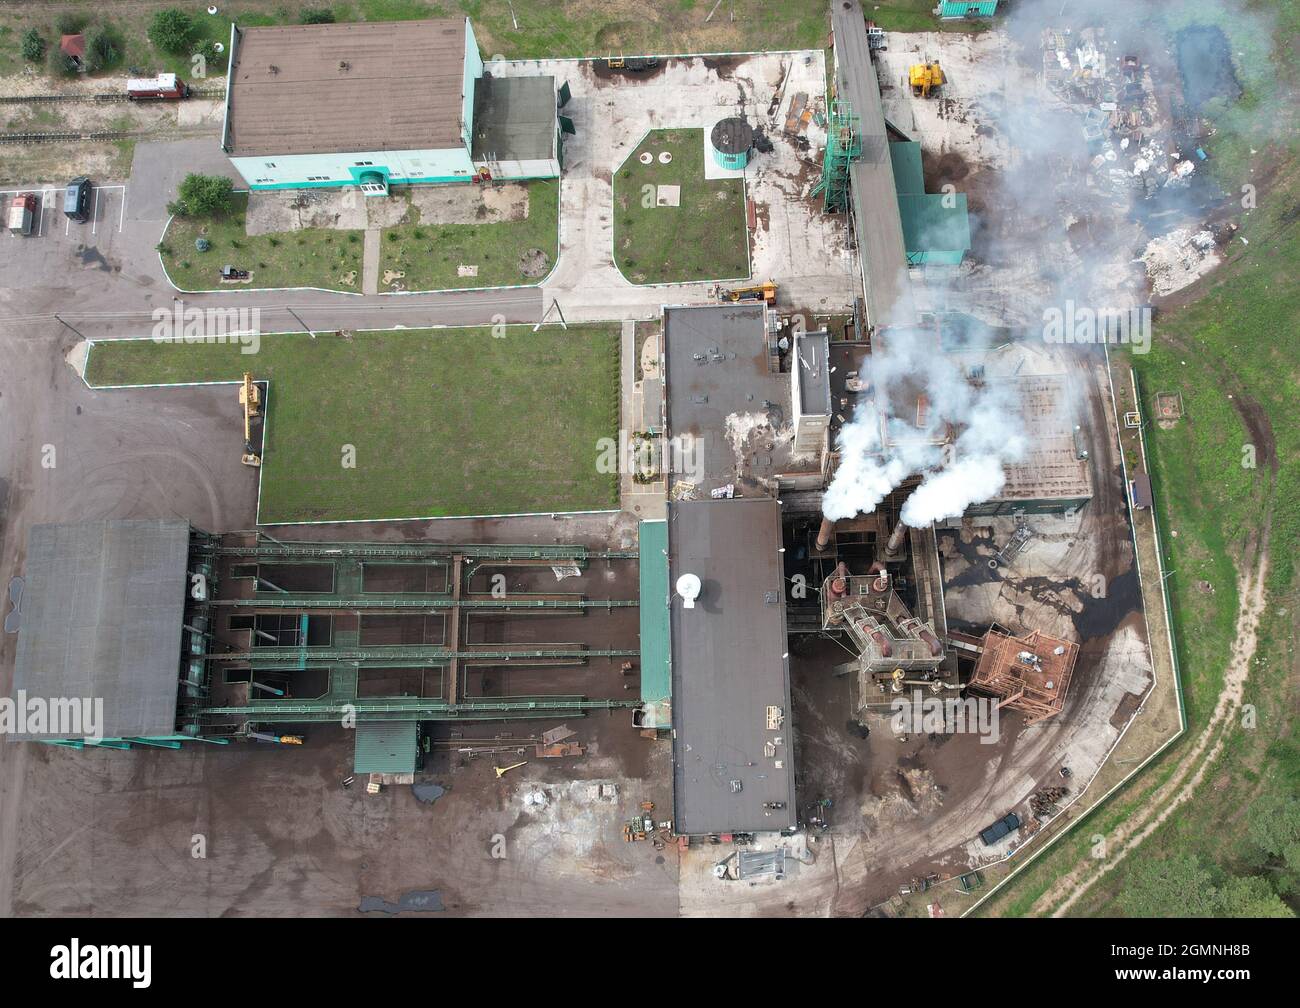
left=663, top=304, right=819, bottom=497
left=226, top=19, right=467, bottom=157
left=471, top=75, right=556, bottom=162
left=669, top=498, right=796, bottom=834
left=11, top=520, right=190, bottom=740
left=795, top=331, right=831, bottom=416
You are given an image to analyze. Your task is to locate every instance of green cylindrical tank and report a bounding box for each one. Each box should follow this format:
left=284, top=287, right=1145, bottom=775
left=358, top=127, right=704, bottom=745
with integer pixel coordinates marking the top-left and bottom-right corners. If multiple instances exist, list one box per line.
left=711, top=117, right=754, bottom=170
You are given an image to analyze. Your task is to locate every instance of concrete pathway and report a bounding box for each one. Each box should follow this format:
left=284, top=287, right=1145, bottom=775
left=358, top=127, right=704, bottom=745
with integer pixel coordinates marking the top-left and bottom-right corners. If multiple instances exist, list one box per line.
left=362, top=229, right=381, bottom=296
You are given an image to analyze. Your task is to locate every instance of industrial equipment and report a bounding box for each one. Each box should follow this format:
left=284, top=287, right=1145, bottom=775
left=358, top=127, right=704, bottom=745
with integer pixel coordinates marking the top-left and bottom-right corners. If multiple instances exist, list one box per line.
left=221, top=265, right=250, bottom=281
left=810, top=100, right=862, bottom=213
left=606, top=56, right=659, bottom=72
left=494, top=761, right=527, bottom=778
left=718, top=280, right=777, bottom=304
left=865, top=20, right=887, bottom=51
left=909, top=60, right=945, bottom=98
left=239, top=372, right=262, bottom=468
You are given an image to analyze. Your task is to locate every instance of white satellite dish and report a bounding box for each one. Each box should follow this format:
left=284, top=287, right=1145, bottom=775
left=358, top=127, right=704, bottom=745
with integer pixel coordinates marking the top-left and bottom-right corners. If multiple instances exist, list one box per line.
left=676, top=572, right=702, bottom=609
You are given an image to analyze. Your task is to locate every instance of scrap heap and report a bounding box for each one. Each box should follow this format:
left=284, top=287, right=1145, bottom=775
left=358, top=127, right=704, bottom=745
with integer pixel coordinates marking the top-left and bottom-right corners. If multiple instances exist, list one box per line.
left=968, top=628, right=1080, bottom=725
left=1041, top=26, right=1195, bottom=201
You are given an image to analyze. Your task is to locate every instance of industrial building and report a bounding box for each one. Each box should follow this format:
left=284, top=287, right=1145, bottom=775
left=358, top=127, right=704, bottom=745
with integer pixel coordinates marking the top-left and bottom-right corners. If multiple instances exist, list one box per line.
left=220, top=18, right=562, bottom=194
left=890, top=140, right=971, bottom=266
left=9, top=522, right=640, bottom=773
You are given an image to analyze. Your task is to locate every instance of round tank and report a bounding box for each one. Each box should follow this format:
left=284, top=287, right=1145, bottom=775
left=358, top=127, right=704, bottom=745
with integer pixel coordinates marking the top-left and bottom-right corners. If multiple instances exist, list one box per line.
left=711, top=117, right=754, bottom=171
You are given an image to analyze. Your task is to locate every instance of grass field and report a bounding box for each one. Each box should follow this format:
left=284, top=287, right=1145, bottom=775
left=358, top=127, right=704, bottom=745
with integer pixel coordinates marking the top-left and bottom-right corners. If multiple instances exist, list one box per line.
left=380, top=180, right=559, bottom=290
left=84, top=326, right=622, bottom=523
left=161, top=193, right=365, bottom=292
left=973, top=0, right=1300, bottom=919
left=613, top=129, right=749, bottom=285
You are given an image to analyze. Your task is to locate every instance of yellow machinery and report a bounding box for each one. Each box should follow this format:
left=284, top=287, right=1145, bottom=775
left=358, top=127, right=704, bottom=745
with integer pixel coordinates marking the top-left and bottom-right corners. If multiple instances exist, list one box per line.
left=719, top=280, right=777, bottom=304
left=909, top=60, right=945, bottom=98
left=239, top=372, right=262, bottom=467
left=494, top=761, right=527, bottom=778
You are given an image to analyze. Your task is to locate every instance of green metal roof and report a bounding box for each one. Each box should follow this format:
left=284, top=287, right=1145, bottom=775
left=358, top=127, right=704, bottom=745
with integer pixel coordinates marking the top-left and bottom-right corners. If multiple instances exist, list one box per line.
left=898, top=193, right=971, bottom=259
left=638, top=520, right=671, bottom=715
left=353, top=721, right=418, bottom=775
left=889, top=141, right=926, bottom=195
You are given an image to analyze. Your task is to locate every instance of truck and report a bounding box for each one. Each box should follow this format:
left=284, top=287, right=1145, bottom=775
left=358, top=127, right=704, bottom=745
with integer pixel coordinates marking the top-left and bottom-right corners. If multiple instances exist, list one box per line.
left=127, top=73, right=191, bottom=100
left=7, top=193, right=38, bottom=236
left=979, top=812, right=1021, bottom=846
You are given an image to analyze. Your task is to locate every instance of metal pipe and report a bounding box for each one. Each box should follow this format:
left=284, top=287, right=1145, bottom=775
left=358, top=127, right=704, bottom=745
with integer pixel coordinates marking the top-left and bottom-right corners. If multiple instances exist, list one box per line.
left=816, top=516, right=836, bottom=551
left=885, top=521, right=908, bottom=555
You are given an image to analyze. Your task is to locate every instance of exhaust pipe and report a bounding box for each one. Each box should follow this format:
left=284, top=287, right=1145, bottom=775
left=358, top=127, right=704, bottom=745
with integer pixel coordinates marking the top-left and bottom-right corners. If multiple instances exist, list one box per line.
left=816, top=516, right=836, bottom=551
left=885, top=521, right=908, bottom=556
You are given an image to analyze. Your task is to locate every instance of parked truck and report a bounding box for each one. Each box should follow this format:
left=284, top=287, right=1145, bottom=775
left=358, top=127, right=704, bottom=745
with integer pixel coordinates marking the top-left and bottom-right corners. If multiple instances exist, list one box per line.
left=127, top=73, right=191, bottom=100
left=979, top=812, right=1021, bottom=846
left=6, top=193, right=38, bottom=236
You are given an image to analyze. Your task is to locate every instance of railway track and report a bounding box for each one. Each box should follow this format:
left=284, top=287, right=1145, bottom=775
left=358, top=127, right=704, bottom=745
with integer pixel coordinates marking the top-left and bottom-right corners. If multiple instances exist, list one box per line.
left=0, top=88, right=224, bottom=105
left=0, top=130, right=140, bottom=145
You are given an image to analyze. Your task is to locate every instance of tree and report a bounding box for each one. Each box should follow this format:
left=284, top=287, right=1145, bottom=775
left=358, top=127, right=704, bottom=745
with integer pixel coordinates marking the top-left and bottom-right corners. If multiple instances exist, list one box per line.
left=1214, top=875, right=1294, bottom=919
left=168, top=174, right=235, bottom=218
left=1120, top=853, right=1219, bottom=918
left=300, top=8, right=336, bottom=24
left=21, top=28, right=46, bottom=63
left=148, top=9, right=197, bottom=55
left=55, top=13, right=88, bottom=36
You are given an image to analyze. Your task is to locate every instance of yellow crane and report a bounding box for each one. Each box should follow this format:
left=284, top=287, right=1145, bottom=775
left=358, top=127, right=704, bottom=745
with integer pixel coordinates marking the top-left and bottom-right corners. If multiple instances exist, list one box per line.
left=239, top=372, right=262, bottom=467
left=909, top=60, right=945, bottom=99
left=494, top=761, right=527, bottom=778
left=718, top=280, right=777, bottom=304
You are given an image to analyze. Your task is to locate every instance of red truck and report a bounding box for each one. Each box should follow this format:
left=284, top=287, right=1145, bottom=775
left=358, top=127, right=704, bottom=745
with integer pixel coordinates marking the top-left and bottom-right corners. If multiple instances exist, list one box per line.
left=6, top=193, right=38, bottom=236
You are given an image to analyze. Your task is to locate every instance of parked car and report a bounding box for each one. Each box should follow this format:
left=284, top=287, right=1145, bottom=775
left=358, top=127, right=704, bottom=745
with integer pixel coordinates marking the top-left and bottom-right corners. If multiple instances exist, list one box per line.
left=979, top=812, right=1022, bottom=846
left=63, top=177, right=92, bottom=223
left=221, top=265, right=250, bottom=280
left=6, top=193, right=39, bottom=236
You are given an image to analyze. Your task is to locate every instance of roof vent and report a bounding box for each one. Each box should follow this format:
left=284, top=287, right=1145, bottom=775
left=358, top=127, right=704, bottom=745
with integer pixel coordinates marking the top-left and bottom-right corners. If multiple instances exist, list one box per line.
left=676, top=573, right=702, bottom=609
left=339, top=60, right=351, bottom=72
left=268, top=64, right=279, bottom=75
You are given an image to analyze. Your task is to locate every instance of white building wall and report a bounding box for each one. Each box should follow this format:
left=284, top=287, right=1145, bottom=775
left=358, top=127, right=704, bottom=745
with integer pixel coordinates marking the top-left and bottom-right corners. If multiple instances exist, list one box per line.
left=230, top=147, right=476, bottom=190
left=462, top=18, right=484, bottom=148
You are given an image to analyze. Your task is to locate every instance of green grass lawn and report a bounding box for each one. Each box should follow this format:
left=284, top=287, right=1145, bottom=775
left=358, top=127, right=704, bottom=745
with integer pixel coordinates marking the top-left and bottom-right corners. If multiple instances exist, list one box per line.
left=161, top=193, right=365, bottom=292
left=85, top=326, right=622, bottom=522
left=379, top=180, right=559, bottom=290
left=613, top=128, right=749, bottom=285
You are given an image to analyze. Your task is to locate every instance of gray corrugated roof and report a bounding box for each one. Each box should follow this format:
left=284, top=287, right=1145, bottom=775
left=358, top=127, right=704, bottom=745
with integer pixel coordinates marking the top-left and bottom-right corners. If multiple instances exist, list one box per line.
left=471, top=75, right=556, bottom=162
left=669, top=498, right=796, bottom=834
left=354, top=721, right=418, bottom=775
left=11, top=520, right=190, bottom=740
left=226, top=19, right=468, bottom=157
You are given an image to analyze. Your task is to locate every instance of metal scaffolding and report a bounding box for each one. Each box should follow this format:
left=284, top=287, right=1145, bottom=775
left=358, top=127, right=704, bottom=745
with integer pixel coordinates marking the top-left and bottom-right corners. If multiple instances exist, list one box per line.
left=810, top=99, right=862, bottom=213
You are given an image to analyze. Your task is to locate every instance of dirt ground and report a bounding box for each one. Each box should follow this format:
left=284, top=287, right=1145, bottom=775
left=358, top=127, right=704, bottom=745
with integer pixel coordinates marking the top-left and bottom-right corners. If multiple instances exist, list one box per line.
left=245, top=184, right=531, bottom=236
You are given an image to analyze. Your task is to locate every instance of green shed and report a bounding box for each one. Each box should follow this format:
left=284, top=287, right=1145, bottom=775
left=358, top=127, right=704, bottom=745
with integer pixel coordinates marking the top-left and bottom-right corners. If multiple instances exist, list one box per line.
left=354, top=721, right=419, bottom=775
left=937, top=0, right=999, bottom=18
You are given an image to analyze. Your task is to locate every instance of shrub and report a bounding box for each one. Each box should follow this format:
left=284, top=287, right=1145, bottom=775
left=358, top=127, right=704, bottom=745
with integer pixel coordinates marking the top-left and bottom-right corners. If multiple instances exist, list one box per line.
left=21, top=28, right=46, bottom=62
left=168, top=173, right=234, bottom=217
left=55, top=13, right=88, bottom=35
left=148, top=9, right=197, bottom=55
left=300, top=8, right=336, bottom=24
left=86, top=29, right=123, bottom=73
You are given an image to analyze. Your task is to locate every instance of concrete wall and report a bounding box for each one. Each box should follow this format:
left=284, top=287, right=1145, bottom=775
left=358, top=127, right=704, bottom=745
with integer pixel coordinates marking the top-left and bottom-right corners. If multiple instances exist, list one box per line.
left=230, top=147, right=476, bottom=190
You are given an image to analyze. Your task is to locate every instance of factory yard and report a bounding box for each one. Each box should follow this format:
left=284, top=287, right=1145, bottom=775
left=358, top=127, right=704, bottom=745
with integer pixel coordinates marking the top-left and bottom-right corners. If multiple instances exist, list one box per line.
left=84, top=327, right=621, bottom=523
left=0, top=0, right=1295, bottom=938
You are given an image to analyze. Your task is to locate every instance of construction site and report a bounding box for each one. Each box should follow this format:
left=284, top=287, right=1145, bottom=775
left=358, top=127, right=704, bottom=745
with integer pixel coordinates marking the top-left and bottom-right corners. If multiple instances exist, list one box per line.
left=0, top=0, right=1194, bottom=918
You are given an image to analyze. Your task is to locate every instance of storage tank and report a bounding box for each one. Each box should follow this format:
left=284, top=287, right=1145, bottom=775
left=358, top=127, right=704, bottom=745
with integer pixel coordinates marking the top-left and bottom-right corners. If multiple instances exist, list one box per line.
left=710, top=117, right=754, bottom=171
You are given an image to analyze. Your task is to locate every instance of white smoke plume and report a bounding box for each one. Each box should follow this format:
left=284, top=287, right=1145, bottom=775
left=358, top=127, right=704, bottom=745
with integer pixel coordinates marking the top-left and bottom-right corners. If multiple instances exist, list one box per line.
left=822, top=314, right=1030, bottom=525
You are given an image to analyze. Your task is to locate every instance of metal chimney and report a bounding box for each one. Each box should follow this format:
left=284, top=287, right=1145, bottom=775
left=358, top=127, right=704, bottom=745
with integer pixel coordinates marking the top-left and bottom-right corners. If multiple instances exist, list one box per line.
left=815, top=516, right=836, bottom=552
left=884, top=521, right=908, bottom=557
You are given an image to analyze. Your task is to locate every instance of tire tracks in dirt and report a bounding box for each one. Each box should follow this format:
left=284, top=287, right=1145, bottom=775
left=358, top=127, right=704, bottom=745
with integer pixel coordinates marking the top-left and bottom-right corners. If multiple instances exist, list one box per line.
left=1032, top=528, right=1271, bottom=916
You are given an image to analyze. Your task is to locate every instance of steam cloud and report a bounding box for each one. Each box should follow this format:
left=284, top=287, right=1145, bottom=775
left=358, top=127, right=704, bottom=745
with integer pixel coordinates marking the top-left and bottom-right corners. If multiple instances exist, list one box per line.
left=822, top=321, right=1028, bottom=524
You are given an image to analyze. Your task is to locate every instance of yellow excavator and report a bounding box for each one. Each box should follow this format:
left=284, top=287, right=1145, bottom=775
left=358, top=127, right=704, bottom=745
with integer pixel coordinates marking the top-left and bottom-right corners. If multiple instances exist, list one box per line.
left=239, top=372, right=262, bottom=467
left=909, top=60, right=945, bottom=99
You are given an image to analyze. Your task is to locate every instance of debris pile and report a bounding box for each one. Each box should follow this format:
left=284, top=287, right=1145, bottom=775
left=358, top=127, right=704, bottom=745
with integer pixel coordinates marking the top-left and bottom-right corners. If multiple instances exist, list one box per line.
left=1029, top=784, right=1070, bottom=818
